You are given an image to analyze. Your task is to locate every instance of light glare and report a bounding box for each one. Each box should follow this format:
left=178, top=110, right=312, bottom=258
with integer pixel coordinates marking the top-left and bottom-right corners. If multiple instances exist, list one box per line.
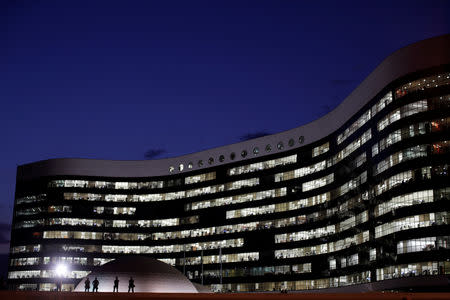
left=55, top=264, right=68, bottom=277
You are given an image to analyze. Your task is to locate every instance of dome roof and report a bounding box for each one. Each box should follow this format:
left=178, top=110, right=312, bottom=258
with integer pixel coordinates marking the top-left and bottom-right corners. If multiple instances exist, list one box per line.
left=74, top=256, right=201, bottom=293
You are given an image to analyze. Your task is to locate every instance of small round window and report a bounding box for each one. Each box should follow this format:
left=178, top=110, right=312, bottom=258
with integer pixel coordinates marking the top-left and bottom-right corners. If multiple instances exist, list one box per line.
left=253, top=147, right=259, bottom=155
left=230, top=152, right=236, bottom=160
left=265, top=144, right=272, bottom=152
left=241, top=150, right=248, bottom=158
left=208, top=157, right=214, bottom=165
left=169, top=166, right=175, bottom=173
left=219, top=155, right=225, bottom=162
left=198, top=160, right=204, bottom=167
left=288, top=139, right=295, bottom=147
left=299, top=136, right=305, bottom=144
left=188, top=162, right=193, bottom=169
left=179, top=164, right=184, bottom=171
left=277, top=142, right=284, bottom=150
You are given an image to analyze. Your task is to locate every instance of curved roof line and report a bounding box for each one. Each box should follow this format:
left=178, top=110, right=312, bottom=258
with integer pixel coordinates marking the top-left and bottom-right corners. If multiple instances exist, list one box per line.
left=18, top=34, right=450, bottom=180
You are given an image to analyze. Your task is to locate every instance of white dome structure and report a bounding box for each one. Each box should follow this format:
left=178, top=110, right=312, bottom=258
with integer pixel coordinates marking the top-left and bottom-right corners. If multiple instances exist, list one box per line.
left=74, top=256, right=202, bottom=293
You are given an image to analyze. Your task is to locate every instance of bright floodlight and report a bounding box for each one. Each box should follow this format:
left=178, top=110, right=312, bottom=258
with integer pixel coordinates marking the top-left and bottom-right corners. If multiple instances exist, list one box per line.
left=55, top=264, right=68, bottom=277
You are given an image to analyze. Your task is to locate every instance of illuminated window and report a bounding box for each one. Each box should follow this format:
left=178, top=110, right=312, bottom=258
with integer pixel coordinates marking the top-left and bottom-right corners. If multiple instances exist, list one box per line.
left=302, top=173, right=334, bottom=192
left=228, top=154, right=296, bottom=176
left=185, top=172, right=216, bottom=184
left=312, top=142, right=329, bottom=157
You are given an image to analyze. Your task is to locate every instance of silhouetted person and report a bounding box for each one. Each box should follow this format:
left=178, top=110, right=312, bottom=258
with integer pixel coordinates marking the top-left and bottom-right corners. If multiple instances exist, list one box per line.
left=56, top=280, right=62, bottom=292
left=0, top=276, right=6, bottom=290
left=92, top=277, right=99, bottom=292
left=113, top=276, right=119, bottom=292
left=128, top=277, right=135, bottom=293
left=84, top=278, right=90, bottom=292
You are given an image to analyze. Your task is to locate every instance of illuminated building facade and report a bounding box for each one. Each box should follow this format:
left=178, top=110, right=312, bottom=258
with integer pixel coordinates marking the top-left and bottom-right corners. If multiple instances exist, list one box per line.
left=8, top=35, right=450, bottom=292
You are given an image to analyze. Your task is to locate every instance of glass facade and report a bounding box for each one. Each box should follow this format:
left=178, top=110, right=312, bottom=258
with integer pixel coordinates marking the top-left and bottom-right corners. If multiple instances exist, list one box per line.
left=8, top=65, right=450, bottom=292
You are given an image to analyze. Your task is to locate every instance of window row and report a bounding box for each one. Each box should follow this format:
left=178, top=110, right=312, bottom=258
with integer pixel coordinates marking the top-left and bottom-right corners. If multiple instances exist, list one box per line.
left=185, top=188, right=287, bottom=211
left=374, top=144, right=428, bottom=175
left=376, top=261, right=443, bottom=281
left=337, top=171, right=367, bottom=198
left=302, top=173, right=334, bottom=192
left=328, top=129, right=371, bottom=167
left=312, top=142, right=330, bottom=157
left=337, top=91, right=392, bottom=145
left=228, top=155, right=297, bottom=176
left=9, top=256, right=113, bottom=267
left=395, top=72, right=450, bottom=99
left=372, top=121, right=428, bottom=157
left=15, top=207, right=43, bottom=216
left=40, top=238, right=242, bottom=255
left=374, top=189, right=434, bottom=217
left=211, top=271, right=371, bottom=292
left=10, top=245, right=40, bottom=254
left=16, top=194, right=46, bottom=205
left=203, top=263, right=311, bottom=279
left=374, top=211, right=450, bottom=238
left=49, top=179, right=164, bottom=190
left=101, top=238, right=243, bottom=254
left=275, top=224, right=336, bottom=243
left=227, top=192, right=331, bottom=221
left=375, top=169, right=415, bottom=196
left=179, top=252, right=259, bottom=266
left=275, top=231, right=369, bottom=259
left=9, top=257, right=40, bottom=266
left=45, top=216, right=198, bottom=228
left=8, top=270, right=90, bottom=280
left=14, top=219, right=44, bottom=229
left=378, top=100, right=429, bottom=131
left=275, top=160, right=326, bottom=183
left=397, top=236, right=450, bottom=254
left=185, top=172, right=216, bottom=184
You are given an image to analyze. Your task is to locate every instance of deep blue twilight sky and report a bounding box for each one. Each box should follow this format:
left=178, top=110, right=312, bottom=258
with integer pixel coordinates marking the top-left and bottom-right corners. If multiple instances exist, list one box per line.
left=0, top=0, right=449, bottom=273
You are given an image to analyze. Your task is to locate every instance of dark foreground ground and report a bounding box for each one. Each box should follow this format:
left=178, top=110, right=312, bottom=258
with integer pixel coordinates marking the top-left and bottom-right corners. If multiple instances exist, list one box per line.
left=0, top=291, right=449, bottom=300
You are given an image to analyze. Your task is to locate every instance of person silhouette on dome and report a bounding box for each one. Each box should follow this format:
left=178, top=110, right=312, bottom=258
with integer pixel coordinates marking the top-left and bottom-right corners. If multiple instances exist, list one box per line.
left=128, top=277, right=135, bottom=293
left=84, top=278, right=90, bottom=292
left=113, top=276, right=119, bottom=292
left=92, top=277, right=99, bottom=292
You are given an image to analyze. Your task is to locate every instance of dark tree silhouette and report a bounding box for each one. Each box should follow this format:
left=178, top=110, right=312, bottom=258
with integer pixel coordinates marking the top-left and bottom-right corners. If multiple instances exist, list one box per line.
left=239, top=131, right=271, bottom=141
left=144, top=149, right=167, bottom=159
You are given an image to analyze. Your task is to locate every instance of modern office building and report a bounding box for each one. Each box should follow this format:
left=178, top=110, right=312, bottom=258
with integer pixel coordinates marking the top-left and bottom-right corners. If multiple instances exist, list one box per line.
left=8, top=35, right=450, bottom=292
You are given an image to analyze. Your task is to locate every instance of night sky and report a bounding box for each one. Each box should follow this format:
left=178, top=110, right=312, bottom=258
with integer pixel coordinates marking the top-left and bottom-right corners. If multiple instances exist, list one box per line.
left=0, top=0, right=449, bottom=275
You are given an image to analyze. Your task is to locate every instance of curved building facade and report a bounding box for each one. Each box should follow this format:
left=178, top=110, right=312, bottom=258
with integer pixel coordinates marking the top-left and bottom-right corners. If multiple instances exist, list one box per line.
left=8, top=35, right=450, bottom=292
